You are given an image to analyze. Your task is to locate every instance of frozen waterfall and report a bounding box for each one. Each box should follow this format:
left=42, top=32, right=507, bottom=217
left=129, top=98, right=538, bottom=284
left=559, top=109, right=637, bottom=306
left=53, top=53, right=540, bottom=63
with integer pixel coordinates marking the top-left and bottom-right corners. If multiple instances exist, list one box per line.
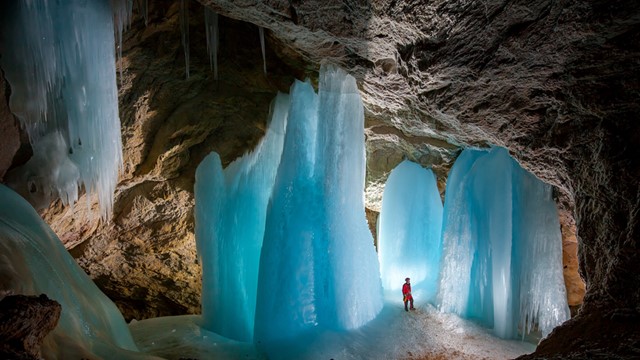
left=377, top=160, right=443, bottom=302
left=437, top=147, right=570, bottom=339
left=0, top=0, right=123, bottom=218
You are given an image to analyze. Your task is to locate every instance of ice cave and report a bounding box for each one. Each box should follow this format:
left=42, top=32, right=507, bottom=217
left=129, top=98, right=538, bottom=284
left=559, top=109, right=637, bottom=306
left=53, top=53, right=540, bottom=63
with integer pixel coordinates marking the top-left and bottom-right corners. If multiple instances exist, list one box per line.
left=1, top=0, right=639, bottom=359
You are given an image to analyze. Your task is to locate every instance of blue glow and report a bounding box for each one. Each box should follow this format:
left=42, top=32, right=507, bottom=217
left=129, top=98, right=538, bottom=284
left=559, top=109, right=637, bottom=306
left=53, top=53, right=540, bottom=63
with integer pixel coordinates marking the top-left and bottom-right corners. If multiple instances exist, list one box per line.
left=377, top=160, right=443, bottom=302
left=437, top=147, right=570, bottom=339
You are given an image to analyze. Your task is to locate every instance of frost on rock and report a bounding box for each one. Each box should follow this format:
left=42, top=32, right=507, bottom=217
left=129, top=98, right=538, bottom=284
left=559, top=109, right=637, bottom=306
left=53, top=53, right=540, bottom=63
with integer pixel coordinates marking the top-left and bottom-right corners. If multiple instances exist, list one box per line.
left=437, top=147, right=570, bottom=339
left=377, top=160, right=443, bottom=302
left=0, top=0, right=123, bottom=218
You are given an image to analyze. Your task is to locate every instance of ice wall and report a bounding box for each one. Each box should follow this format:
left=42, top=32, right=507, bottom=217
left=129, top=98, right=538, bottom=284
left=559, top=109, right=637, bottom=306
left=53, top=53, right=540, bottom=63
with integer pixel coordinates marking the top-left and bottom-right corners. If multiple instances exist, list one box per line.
left=254, top=65, right=383, bottom=346
left=377, top=160, right=443, bottom=301
left=437, top=147, right=570, bottom=339
left=195, top=94, right=288, bottom=342
left=0, top=185, right=158, bottom=359
left=0, top=0, right=123, bottom=218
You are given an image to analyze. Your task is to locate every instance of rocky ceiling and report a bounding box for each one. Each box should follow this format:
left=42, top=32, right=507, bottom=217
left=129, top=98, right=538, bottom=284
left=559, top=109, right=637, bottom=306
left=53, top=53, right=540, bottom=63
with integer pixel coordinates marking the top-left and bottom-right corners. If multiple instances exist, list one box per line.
left=1, top=0, right=639, bottom=358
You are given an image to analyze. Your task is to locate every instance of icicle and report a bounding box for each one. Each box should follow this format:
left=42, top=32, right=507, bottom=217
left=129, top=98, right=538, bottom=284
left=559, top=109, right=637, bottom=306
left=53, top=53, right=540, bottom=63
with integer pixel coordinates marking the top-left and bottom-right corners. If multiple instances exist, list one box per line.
left=0, top=0, right=123, bottom=219
left=180, top=0, right=190, bottom=79
left=111, top=0, right=134, bottom=85
left=135, top=0, right=148, bottom=26
left=259, top=26, right=267, bottom=75
left=204, top=8, right=219, bottom=80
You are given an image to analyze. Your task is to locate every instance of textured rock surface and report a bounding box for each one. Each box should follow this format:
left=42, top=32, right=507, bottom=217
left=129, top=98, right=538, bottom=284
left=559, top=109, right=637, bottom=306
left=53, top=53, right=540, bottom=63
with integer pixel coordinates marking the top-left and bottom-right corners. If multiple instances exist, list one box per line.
left=0, top=294, right=61, bottom=360
left=0, top=72, right=20, bottom=181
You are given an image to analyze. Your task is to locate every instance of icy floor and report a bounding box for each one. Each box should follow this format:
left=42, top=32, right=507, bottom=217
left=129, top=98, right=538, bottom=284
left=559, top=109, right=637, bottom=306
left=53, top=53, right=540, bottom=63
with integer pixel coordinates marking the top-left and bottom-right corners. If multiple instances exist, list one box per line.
left=130, top=294, right=536, bottom=360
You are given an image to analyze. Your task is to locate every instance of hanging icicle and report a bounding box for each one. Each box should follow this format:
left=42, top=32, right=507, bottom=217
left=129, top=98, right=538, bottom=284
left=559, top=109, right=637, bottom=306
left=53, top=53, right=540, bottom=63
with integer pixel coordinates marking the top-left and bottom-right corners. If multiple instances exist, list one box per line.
left=204, top=8, right=219, bottom=80
left=180, top=0, right=190, bottom=79
left=111, top=0, right=134, bottom=85
left=136, top=0, right=148, bottom=26
left=259, top=26, right=267, bottom=75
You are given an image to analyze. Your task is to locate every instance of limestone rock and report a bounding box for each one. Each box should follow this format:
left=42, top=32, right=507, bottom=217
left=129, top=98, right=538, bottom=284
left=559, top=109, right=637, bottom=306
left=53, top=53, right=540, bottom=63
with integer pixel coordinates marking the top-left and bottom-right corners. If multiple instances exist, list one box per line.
left=0, top=71, right=20, bottom=181
left=0, top=294, right=61, bottom=360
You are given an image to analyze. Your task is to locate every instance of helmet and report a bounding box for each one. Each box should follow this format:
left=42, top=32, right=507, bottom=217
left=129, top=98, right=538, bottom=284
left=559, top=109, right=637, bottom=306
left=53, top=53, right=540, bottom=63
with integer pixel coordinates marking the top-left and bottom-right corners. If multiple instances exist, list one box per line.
left=405, top=277, right=410, bottom=281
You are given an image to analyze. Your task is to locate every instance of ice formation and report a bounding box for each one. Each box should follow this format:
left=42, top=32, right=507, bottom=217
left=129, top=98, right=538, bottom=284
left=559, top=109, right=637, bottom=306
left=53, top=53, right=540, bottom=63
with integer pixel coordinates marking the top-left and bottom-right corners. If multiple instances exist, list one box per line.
left=204, top=8, right=220, bottom=79
left=180, top=0, right=190, bottom=79
left=0, top=0, right=123, bottom=218
left=195, top=65, right=382, bottom=349
left=437, top=147, right=570, bottom=339
left=254, top=65, right=383, bottom=347
left=377, top=160, right=443, bottom=302
left=259, top=27, right=267, bottom=75
left=195, top=94, right=288, bottom=342
left=0, top=185, right=157, bottom=359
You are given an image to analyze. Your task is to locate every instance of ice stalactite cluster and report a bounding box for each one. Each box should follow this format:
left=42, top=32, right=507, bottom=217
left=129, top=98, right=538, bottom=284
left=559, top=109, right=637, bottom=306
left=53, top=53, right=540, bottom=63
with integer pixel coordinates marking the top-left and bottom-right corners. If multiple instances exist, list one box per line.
left=195, top=65, right=383, bottom=350
left=0, top=0, right=123, bottom=218
left=377, top=160, right=443, bottom=302
left=437, top=147, right=570, bottom=339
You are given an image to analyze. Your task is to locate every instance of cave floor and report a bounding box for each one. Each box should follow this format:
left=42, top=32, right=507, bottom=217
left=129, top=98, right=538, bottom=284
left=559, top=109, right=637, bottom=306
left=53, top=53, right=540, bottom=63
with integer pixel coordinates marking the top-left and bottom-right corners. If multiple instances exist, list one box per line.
left=130, top=295, right=536, bottom=360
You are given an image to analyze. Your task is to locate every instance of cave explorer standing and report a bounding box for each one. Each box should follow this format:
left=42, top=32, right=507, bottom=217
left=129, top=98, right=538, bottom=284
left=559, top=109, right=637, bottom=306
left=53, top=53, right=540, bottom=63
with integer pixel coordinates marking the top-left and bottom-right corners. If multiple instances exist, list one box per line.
left=402, top=277, right=415, bottom=311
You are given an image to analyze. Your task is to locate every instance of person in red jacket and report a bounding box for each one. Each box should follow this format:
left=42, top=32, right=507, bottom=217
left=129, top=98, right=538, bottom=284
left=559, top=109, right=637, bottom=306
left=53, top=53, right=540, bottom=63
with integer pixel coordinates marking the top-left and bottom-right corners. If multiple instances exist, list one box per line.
left=402, top=277, right=415, bottom=311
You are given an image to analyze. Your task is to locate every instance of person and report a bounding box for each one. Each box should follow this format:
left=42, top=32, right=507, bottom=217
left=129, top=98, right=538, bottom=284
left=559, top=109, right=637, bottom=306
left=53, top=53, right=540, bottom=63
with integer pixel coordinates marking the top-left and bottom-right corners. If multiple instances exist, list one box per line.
left=402, top=277, right=415, bottom=311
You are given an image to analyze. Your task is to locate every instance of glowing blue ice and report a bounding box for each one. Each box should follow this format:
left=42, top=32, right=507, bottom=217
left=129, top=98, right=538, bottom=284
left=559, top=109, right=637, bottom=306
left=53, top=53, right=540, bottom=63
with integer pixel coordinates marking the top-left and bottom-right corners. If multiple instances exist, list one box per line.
left=437, top=147, right=569, bottom=339
left=254, top=65, right=383, bottom=348
left=195, top=94, right=288, bottom=342
left=0, top=0, right=123, bottom=218
left=0, top=185, right=158, bottom=359
left=377, top=160, right=443, bottom=302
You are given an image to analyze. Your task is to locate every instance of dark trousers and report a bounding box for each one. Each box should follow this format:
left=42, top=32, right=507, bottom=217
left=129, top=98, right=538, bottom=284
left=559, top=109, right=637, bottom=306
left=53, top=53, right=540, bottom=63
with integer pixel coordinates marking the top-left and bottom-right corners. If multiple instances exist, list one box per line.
left=404, top=296, right=414, bottom=311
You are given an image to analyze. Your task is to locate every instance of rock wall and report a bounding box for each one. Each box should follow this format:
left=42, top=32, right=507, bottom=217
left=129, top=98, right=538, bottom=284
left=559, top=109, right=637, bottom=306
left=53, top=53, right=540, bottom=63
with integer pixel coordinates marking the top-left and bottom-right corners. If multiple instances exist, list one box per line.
left=0, top=72, right=20, bottom=181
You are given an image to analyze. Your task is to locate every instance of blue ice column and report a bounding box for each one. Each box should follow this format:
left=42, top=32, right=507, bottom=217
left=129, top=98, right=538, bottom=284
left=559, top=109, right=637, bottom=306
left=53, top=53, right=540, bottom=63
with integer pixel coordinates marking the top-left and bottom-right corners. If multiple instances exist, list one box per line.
left=195, top=94, right=288, bottom=342
left=0, top=0, right=123, bottom=218
left=437, top=147, right=569, bottom=339
left=377, top=160, right=443, bottom=302
left=0, top=185, right=148, bottom=359
left=255, top=65, right=383, bottom=345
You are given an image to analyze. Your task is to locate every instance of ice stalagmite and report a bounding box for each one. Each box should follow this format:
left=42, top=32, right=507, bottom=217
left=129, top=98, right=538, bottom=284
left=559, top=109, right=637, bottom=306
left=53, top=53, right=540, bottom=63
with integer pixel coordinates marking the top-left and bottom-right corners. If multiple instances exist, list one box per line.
left=437, top=147, right=569, bottom=339
left=254, top=65, right=383, bottom=348
left=378, top=160, right=443, bottom=302
left=195, top=94, right=288, bottom=342
left=0, top=0, right=123, bottom=218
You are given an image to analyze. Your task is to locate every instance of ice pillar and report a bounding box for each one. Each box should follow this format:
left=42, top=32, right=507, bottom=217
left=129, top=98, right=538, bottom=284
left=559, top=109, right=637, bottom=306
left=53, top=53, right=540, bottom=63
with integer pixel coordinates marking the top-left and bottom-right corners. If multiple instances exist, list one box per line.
left=437, top=147, right=569, bottom=339
left=377, top=160, right=443, bottom=302
left=254, top=65, right=383, bottom=345
left=195, top=95, right=288, bottom=342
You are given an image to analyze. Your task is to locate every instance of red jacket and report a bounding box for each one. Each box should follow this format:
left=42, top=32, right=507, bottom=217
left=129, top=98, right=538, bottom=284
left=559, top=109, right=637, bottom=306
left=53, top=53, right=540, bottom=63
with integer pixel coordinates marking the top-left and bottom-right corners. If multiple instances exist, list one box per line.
left=402, top=283, right=412, bottom=298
